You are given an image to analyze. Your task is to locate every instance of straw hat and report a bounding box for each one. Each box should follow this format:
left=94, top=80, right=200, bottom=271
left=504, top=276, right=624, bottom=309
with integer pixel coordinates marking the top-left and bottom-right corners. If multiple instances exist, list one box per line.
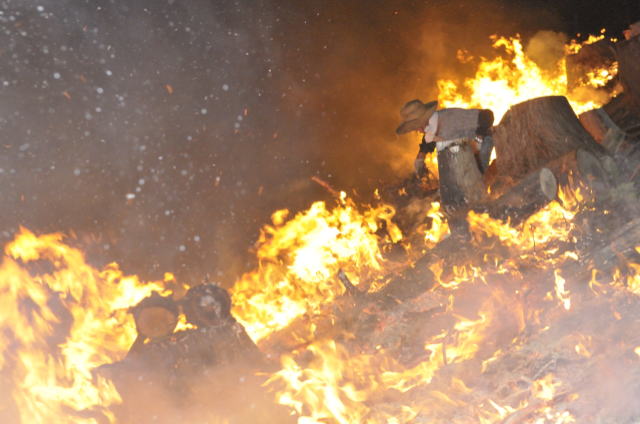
left=395, top=99, right=438, bottom=135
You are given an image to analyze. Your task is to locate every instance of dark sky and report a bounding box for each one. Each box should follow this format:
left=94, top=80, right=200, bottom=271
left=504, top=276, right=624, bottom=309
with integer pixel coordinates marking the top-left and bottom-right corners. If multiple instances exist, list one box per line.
left=1, top=0, right=638, bottom=285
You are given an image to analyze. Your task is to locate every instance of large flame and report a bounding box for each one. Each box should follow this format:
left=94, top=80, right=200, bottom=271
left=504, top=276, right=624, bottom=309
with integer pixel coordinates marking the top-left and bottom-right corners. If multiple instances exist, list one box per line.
left=438, top=34, right=617, bottom=121
left=231, top=193, right=404, bottom=342
left=0, top=228, right=171, bottom=423
left=1, top=27, right=638, bottom=424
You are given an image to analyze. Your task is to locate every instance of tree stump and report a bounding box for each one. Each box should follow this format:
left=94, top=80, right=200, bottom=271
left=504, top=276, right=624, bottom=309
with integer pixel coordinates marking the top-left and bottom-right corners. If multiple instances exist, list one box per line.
left=493, top=96, right=603, bottom=179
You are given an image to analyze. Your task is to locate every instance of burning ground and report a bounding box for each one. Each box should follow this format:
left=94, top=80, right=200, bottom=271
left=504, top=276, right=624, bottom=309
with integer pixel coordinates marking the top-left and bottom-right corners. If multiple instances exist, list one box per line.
left=3, top=2, right=640, bottom=424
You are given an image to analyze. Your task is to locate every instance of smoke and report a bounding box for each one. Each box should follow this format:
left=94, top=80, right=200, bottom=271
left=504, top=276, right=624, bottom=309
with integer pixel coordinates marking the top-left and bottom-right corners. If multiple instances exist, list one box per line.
left=0, top=0, right=637, bottom=288
left=525, top=30, right=568, bottom=70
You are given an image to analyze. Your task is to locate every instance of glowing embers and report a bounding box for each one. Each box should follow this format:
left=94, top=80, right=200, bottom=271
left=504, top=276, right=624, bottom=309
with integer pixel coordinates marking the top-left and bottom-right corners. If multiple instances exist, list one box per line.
left=437, top=34, right=617, bottom=122
left=0, top=228, right=170, bottom=423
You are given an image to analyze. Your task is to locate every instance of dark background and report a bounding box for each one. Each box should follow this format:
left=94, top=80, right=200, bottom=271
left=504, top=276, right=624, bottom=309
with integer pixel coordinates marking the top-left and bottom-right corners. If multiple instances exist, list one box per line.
left=1, top=0, right=638, bottom=285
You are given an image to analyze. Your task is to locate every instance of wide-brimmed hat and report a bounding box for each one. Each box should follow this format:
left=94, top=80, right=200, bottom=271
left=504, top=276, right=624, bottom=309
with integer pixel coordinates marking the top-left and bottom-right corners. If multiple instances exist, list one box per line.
left=396, top=99, right=438, bottom=135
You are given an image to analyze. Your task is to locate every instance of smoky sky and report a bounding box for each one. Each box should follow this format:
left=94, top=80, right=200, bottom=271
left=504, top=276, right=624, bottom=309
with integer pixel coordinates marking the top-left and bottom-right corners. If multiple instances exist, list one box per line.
left=0, top=0, right=638, bottom=285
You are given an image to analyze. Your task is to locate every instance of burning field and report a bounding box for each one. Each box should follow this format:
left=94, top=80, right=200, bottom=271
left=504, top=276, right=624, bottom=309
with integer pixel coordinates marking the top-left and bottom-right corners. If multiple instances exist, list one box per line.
left=3, top=11, right=640, bottom=424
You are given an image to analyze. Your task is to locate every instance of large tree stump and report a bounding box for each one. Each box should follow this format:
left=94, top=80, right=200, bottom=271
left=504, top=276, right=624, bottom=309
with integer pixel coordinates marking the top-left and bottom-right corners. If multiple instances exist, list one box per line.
left=493, top=96, right=603, bottom=179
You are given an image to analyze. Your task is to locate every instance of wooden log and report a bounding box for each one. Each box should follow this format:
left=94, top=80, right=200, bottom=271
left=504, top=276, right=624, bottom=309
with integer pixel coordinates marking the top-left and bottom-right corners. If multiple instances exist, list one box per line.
left=437, top=140, right=485, bottom=216
left=560, top=216, right=640, bottom=287
left=579, top=108, right=622, bottom=143
left=476, top=168, right=557, bottom=226
left=181, top=283, right=233, bottom=328
left=602, top=93, right=640, bottom=141
left=100, top=320, right=288, bottom=424
left=129, top=292, right=179, bottom=352
left=493, top=96, right=604, bottom=178
left=538, top=148, right=614, bottom=201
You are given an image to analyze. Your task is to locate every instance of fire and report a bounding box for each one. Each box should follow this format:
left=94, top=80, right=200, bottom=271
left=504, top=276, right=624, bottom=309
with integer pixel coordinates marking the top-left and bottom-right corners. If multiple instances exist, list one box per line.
left=267, top=312, right=493, bottom=423
left=553, top=270, right=571, bottom=311
left=423, top=201, right=449, bottom=247
left=532, top=374, right=561, bottom=401
left=438, top=33, right=616, bottom=121
left=231, top=193, right=403, bottom=342
left=0, top=228, right=170, bottom=423
left=468, top=185, right=582, bottom=261
left=2, top=24, right=638, bottom=424
left=565, top=29, right=607, bottom=55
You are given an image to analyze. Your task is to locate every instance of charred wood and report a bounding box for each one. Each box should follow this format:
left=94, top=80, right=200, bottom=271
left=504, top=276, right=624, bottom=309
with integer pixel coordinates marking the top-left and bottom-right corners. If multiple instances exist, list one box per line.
left=475, top=168, right=557, bottom=226
left=566, top=39, right=616, bottom=90
left=602, top=93, right=640, bottom=141
left=579, top=107, right=622, bottom=143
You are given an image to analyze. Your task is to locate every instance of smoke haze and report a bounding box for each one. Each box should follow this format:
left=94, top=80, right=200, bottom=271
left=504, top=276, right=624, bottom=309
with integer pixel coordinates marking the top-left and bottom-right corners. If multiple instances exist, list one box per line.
left=0, top=0, right=638, bottom=285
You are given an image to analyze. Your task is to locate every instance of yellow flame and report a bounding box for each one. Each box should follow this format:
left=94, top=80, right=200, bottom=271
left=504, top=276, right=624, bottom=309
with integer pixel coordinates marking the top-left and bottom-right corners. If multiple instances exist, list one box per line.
left=438, top=34, right=616, bottom=122
left=554, top=270, right=571, bottom=311
left=424, top=201, right=450, bottom=247
left=0, top=228, right=169, bottom=423
left=231, top=194, right=403, bottom=342
left=532, top=373, right=561, bottom=401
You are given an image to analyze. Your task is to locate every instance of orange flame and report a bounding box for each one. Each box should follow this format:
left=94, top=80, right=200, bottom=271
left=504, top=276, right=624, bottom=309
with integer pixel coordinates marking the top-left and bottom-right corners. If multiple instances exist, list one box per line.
left=0, top=228, right=171, bottom=423
left=231, top=193, right=403, bottom=342
left=438, top=34, right=616, bottom=122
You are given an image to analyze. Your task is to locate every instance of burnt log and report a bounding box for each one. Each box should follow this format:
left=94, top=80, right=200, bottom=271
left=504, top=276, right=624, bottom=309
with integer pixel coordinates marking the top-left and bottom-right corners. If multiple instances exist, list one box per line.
left=181, top=283, right=233, bottom=328
left=476, top=167, right=557, bottom=226
left=579, top=108, right=622, bottom=143
left=566, top=40, right=616, bottom=90
left=100, top=320, right=288, bottom=424
left=493, top=96, right=604, bottom=179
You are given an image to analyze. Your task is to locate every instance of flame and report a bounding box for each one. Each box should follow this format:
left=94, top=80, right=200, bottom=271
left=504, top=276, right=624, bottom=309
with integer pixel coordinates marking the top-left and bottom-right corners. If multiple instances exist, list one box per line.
left=565, top=29, right=607, bottom=55
left=267, top=311, right=492, bottom=423
left=438, top=34, right=617, bottom=122
left=2, top=26, right=638, bottom=424
left=423, top=201, right=449, bottom=247
left=231, top=193, right=403, bottom=342
left=553, top=270, right=571, bottom=311
left=532, top=374, right=561, bottom=401
left=0, top=228, right=170, bottom=423
left=468, top=186, right=582, bottom=258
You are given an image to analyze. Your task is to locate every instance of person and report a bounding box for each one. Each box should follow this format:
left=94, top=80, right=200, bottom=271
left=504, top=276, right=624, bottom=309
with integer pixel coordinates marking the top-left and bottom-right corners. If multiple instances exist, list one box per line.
left=395, top=99, right=494, bottom=177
